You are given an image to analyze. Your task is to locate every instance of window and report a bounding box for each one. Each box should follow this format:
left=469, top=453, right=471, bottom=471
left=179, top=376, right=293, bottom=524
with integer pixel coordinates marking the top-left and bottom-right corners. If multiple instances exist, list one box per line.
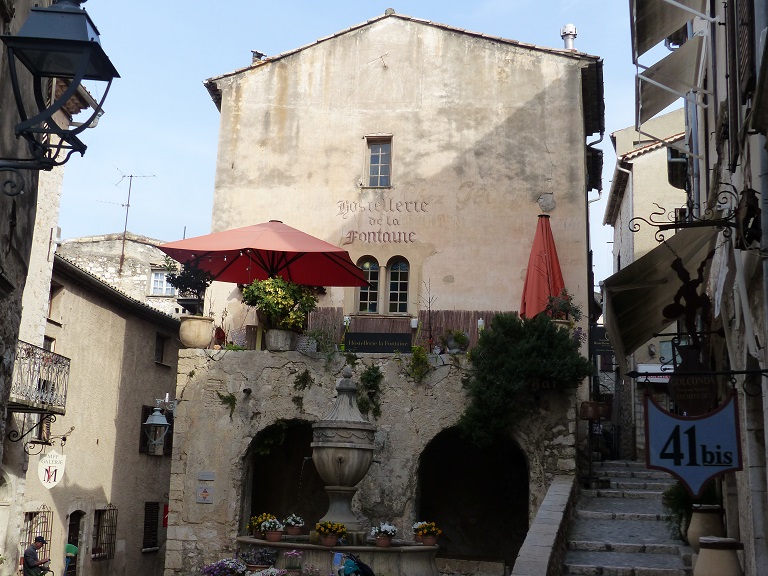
left=387, top=258, right=409, bottom=314
left=43, top=336, right=55, bottom=352
left=357, top=258, right=379, bottom=313
left=150, top=271, right=176, bottom=296
left=366, top=137, right=392, bottom=187
left=155, top=333, right=168, bottom=364
left=21, top=506, right=53, bottom=558
left=92, top=505, right=118, bottom=559
left=48, top=282, right=64, bottom=324
left=142, top=502, right=160, bottom=551
left=139, top=405, right=174, bottom=455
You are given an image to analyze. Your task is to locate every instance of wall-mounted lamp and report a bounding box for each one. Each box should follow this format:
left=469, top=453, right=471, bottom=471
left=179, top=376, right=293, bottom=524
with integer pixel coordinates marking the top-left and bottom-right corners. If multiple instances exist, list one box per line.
left=477, top=318, right=485, bottom=331
left=410, top=317, right=419, bottom=330
left=142, top=395, right=175, bottom=456
left=0, top=0, right=119, bottom=195
left=343, top=316, right=351, bottom=327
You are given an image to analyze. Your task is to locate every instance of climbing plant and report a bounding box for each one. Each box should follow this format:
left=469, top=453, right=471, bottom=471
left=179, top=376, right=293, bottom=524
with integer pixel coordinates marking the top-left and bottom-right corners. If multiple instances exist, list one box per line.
left=357, top=364, right=384, bottom=418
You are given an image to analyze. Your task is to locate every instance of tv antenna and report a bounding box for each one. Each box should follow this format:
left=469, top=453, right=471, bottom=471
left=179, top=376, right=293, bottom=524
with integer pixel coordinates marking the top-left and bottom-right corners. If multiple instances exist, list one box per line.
left=114, top=167, right=155, bottom=274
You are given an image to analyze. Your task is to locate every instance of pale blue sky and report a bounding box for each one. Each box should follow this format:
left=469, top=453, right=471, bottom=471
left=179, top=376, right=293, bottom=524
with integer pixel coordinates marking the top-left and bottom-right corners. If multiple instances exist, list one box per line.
left=58, top=1, right=642, bottom=285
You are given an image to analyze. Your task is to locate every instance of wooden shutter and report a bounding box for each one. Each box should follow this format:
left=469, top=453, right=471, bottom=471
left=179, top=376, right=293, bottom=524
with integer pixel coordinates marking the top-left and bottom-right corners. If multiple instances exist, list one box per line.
left=737, top=0, right=755, bottom=102
left=142, top=502, right=159, bottom=549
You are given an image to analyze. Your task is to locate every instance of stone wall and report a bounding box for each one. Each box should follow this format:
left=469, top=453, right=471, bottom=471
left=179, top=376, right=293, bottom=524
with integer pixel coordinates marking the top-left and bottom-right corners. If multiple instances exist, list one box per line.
left=165, top=349, right=581, bottom=575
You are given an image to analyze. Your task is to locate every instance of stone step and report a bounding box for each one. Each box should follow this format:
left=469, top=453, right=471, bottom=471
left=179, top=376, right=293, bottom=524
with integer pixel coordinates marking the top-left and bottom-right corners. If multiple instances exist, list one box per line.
left=576, top=510, right=672, bottom=522
left=593, top=460, right=648, bottom=469
left=563, top=550, right=691, bottom=576
left=567, top=518, right=683, bottom=546
left=578, top=496, right=667, bottom=516
left=610, top=480, right=675, bottom=491
left=581, top=489, right=665, bottom=500
left=568, top=540, right=683, bottom=555
left=594, top=469, right=673, bottom=480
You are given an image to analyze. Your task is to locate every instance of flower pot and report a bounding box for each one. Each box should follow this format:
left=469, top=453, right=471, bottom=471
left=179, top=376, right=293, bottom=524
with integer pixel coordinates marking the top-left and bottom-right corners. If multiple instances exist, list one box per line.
left=694, top=537, right=744, bottom=576
left=265, top=530, right=284, bottom=542
left=285, top=525, right=303, bottom=536
left=688, top=505, right=725, bottom=552
left=265, top=329, right=298, bottom=351
left=319, top=533, right=339, bottom=547
left=246, top=565, right=271, bottom=572
left=375, top=535, right=392, bottom=548
left=414, top=533, right=423, bottom=543
left=421, top=535, right=438, bottom=546
left=178, top=316, right=214, bottom=348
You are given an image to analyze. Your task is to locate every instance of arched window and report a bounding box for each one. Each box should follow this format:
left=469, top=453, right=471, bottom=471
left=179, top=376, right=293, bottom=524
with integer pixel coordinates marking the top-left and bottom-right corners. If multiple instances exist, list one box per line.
left=357, top=257, right=379, bottom=313
left=387, top=258, right=409, bottom=313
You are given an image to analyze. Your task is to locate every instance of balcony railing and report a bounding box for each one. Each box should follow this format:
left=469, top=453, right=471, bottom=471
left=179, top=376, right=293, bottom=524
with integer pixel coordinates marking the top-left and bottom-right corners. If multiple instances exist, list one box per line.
left=9, top=340, right=69, bottom=414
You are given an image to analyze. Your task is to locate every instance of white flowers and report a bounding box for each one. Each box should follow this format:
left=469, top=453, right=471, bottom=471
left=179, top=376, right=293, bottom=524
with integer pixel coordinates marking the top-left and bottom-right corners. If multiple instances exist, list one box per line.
left=371, top=522, right=398, bottom=537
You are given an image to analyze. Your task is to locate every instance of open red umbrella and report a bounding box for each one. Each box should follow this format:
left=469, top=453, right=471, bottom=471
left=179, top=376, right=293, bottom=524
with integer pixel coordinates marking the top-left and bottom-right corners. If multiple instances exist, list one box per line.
left=520, top=214, right=565, bottom=318
left=158, top=220, right=368, bottom=287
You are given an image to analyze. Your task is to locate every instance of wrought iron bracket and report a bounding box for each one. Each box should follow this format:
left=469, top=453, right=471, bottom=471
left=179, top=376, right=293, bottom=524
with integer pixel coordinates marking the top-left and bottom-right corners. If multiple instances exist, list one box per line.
left=626, top=368, right=768, bottom=397
left=8, top=413, right=56, bottom=444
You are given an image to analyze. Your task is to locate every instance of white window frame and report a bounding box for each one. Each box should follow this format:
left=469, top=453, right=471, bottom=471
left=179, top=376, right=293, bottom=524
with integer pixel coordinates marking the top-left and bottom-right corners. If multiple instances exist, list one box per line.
left=150, top=270, right=176, bottom=296
left=363, top=134, right=393, bottom=188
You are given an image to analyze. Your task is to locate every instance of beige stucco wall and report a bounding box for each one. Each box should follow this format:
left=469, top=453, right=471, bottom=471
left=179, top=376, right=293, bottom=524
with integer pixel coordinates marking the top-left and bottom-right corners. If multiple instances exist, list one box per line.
left=20, top=263, right=180, bottom=576
left=165, top=350, right=579, bottom=575
left=206, top=16, right=594, bottom=334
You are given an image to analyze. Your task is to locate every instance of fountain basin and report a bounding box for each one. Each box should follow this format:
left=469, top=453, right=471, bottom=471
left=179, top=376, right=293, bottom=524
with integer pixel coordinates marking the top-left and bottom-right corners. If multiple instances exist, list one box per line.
left=236, top=536, right=439, bottom=576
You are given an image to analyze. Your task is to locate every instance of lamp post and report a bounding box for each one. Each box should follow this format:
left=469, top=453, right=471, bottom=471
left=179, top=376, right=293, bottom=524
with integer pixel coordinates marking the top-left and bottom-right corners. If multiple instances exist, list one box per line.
left=0, top=0, right=119, bottom=195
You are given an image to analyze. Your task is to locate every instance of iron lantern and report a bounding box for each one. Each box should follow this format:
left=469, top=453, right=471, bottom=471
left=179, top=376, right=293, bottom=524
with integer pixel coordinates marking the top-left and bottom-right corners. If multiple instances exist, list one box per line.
left=0, top=0, right=119, bottom=194
left=143, top=406, right=170, bottom=456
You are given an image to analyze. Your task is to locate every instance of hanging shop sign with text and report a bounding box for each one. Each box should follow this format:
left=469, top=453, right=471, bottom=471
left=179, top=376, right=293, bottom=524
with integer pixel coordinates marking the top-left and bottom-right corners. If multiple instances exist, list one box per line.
left=645, top=392, right=742, bottom=497
left=38, top=450, right=66, bottom=489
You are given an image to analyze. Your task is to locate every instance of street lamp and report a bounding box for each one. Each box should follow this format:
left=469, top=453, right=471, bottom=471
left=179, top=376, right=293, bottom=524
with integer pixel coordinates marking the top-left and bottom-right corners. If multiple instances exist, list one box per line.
left=0, top=0, right=119, bottom=195
left=143, top=399, right=173, bottom=456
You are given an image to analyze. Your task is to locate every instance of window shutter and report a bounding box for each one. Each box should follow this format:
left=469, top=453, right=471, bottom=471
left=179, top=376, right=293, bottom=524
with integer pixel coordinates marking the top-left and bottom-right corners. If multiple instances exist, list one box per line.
left=143, top=502, right=160, bottom=549
left=163, top=409, right=174, bottom=454
left=139, top=405, right=151, bottom=453
left=737, top=0, right=755, bottom=102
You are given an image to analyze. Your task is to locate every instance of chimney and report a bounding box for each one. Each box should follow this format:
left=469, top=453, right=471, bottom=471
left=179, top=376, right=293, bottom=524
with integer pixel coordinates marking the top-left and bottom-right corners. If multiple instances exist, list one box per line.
left=560, top=24, right=577, bottom=50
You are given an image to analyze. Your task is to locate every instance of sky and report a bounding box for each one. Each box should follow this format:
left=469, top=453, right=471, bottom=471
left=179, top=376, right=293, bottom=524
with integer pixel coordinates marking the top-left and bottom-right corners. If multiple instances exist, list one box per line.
left=57, top=1, right=642, bottom=287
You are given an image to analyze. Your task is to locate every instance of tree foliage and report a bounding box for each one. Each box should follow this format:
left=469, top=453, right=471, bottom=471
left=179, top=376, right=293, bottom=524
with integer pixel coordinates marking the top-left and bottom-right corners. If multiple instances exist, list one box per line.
left=459, top=313, right=593, bottom=445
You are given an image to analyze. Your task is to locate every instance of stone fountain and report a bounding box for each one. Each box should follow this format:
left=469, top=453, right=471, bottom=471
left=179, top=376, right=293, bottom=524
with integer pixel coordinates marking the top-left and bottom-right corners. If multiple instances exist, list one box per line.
left=311, top=365, right=376, bottom=532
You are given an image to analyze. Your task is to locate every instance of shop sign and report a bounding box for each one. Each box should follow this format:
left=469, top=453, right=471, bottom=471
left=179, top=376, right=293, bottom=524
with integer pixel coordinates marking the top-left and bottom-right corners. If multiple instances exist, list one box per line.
left=38, top=450, right=66, bottom=489
left=344, top=332, right=412, bottom=353
left=645, top=393, right=742, bottom=497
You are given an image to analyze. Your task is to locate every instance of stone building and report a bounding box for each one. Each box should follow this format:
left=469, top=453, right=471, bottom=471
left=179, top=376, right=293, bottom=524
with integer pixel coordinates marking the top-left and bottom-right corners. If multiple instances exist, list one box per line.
left=15, top=255, right=180, bottom=576
left=604, top=2, right=768, bottom=574
left=164, top=10, right=604, bottom=576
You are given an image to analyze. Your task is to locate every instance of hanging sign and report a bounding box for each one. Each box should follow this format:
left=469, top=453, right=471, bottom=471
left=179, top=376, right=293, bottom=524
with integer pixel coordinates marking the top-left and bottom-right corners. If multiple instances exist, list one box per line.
left=645, top=392, right=742, bottom=497
left=38, top=450, right=66, bottom=489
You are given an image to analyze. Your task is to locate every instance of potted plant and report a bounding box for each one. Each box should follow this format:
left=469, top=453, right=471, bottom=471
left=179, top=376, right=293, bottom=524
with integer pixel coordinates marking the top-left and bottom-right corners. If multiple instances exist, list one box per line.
left=252, top=568, right=288, bottom=576
left=544, top=288, right=583, bottom=324
left=440, top=329, right=469, bottom=353
left=459, top=312, right=593, bottom=446
left=413, top=521, right=442, bottom=546
left=371, top=522, right=397, bottom=548
left=239, top=547, right=277, bottom=571
left=248, top=512, right=277, bottom=537
left=164, top=256, right=215, bottom=348
left=241, top=277, right=318, bottom=351
left=283, top=550, right=303, bottom=575
left=282, top=514, right=305, bottom=536
left=260, top=518, right=285, bottom=542
left=201, top=558, right=247, bottom=576
left=315, top=521, right=346, bottom=547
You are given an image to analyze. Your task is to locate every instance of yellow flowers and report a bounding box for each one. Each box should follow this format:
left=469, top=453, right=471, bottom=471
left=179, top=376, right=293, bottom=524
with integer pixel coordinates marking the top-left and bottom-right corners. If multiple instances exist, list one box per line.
left=248, top=512, right=276, bottom=531
left=315, top=520, right=347, bottom=537
left=413, top=521, right=442, bottom=536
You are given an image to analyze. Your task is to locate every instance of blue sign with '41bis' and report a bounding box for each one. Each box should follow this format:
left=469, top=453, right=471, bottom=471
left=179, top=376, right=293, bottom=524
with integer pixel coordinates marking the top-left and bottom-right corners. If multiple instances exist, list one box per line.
left=645, top=391, right=743, bottom=497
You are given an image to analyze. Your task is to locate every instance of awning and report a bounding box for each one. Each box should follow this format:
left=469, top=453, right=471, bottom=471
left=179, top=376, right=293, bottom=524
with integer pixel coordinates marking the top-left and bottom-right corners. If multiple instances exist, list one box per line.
left=630, top=0, right=707, bottom=62
left=603, top=226, right=718, bottom=364
left=636, top=35, right=704, bottom=125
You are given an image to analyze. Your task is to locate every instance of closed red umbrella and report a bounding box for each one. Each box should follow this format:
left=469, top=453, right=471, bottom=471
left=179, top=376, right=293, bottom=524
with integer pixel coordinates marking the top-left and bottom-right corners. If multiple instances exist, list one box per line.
left=158, top=220, right=368, bottom=287
left=520, top=214, right=565, bottom=318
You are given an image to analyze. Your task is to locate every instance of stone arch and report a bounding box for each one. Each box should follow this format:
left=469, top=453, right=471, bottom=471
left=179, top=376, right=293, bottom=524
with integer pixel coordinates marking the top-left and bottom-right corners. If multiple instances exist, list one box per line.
left=417, top=427, right=528, bottom=568
left=241, top=419, right=327, bottom=532
left=65, top=509, right=86, bottom=576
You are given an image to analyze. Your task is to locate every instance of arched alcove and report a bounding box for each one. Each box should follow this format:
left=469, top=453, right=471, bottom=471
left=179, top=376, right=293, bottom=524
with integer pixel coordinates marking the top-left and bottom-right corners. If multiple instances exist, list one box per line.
left=417, top=427, right=529, bottom=567
left=66, top=510, right=85, bottom=576
left=243, top=420, right=327, bottom=530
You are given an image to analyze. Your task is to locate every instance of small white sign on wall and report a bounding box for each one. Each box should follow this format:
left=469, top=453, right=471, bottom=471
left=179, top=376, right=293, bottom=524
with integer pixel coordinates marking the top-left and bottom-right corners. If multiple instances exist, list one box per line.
left=38, top=450, right=66, bottom=489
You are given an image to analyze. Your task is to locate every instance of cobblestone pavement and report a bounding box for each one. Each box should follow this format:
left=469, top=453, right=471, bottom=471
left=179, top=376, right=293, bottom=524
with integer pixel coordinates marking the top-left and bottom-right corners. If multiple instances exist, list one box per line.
left=562, top=461, right=694, bottom=576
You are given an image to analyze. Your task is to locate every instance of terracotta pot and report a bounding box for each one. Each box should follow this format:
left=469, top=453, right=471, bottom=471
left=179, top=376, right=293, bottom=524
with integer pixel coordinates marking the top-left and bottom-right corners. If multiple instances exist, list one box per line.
left=694, top=537, right=744, bottom=576
left=414, top=533, right=423, bottom=543
left=375, top=535, right=392, bottom=548
left=265, top=530, right=284, bottom=542
left=320, top=533, right=339, bottom=547
left=178, top=316, right=214, bottom=348
left=285, top=525, right=303, bottom=536
left=421, top=535, right=438, bottom=546
left=688, top=505, right=724, bottom=552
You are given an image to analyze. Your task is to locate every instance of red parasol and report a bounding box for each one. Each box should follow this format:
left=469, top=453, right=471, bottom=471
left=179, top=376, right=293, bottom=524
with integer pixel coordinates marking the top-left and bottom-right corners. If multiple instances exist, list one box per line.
left=520, top=214, right=565, bottom=318
left=158, top=220, right=368, bottom=287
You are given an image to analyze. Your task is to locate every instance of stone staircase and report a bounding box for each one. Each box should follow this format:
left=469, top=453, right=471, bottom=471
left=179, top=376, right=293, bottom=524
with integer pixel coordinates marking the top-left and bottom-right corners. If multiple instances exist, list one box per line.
left=563, top=460, right=694, bottom=576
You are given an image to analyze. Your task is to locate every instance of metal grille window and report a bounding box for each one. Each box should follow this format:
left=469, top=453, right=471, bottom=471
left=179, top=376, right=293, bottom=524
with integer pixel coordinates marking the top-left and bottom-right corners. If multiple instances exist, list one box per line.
left=92, top=505, right=117, bottom=559
left=151, top=271, right=175, bottom=296
left=142, top=502, right=160, bottom=550
left=357, top=258, right=379, bottom=313
left=366, top=138, right=391, bottom=187
left=21, top=506, right=53, bottom=560
left=387, top=259, right=409, bottom=314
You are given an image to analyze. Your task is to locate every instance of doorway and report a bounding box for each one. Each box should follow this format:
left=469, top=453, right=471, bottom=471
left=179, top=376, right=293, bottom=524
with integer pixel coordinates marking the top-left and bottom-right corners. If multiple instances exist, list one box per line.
left=65, top=511, right=84, bottom=576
